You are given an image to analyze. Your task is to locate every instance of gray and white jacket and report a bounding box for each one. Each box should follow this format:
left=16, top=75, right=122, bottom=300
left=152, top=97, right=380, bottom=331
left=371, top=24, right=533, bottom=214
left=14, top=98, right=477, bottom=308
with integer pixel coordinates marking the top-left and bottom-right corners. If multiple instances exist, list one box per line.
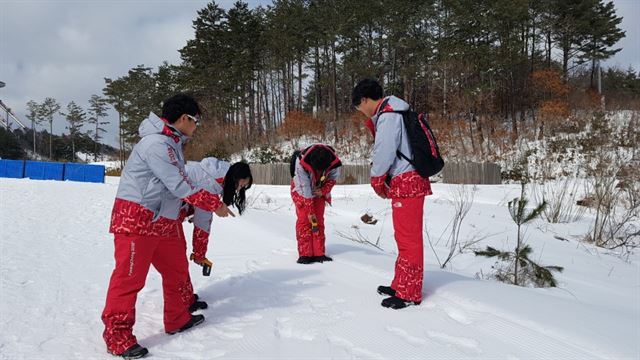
left=109, top=113, right=219, bottom=235
left=369, top=96, right=415, bottom=179
left=178, top=157, right=230, bottom=233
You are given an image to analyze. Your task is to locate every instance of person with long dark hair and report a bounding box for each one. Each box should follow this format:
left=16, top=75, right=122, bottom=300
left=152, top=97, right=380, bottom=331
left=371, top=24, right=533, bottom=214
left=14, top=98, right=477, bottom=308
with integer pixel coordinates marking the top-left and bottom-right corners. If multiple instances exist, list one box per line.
left=290, top=144, right=342, bottom=264
left=153, top=158, right=252, bottom=322
left=178, top=159, right=252, bottom=274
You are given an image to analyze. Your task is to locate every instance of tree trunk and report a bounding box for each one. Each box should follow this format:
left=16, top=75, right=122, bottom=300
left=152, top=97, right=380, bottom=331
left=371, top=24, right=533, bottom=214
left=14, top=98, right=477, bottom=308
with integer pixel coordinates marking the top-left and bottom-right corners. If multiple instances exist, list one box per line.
left=119, top=112, right=124, bottom=169
left=314, top=44, right=321, bottom=115
left=530, top=24, right=536, bottom=73
left=298, top=54, right=303, bottom=110
left=514, top=221, right=521, bottom=286
left=49, top=120, right=53, bottom=159
left=590, top=58, right=596, bottom=90
left=262, top=73, right=271, bottom=139
left=331, top=41, right=339, bottom=141
left=94, top=122, right=99, bottom=162
left=562, top=39, right=570, bottom=81
left=32, top=120, right=36, bottom=154
left=546, top=31, right=552, bottom=68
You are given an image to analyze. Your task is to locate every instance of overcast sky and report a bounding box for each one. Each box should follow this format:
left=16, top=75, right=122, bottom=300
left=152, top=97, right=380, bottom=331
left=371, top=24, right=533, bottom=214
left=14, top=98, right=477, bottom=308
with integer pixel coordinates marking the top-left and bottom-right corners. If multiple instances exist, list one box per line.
left=1, top=0, right=638, bottom=148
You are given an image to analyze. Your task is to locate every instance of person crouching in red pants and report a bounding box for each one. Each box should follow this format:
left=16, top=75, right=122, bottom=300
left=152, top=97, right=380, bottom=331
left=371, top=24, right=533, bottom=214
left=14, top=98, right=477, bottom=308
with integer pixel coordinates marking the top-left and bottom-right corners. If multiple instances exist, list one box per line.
left=290, top=144, right=342, bottom=264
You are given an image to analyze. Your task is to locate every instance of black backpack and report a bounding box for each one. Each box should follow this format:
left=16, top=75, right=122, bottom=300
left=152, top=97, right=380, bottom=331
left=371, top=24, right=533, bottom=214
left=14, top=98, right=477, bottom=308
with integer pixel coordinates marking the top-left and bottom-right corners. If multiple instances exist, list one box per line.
left=289, top=150, right=302, bottom=177
left=381, top=102, right=444, bottom=178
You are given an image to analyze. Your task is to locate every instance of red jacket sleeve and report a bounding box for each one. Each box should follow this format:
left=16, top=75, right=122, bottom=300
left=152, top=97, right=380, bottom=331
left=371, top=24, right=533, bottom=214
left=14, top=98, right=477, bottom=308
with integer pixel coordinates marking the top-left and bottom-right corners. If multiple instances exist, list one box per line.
left=184, top=189, right=223, bottom=212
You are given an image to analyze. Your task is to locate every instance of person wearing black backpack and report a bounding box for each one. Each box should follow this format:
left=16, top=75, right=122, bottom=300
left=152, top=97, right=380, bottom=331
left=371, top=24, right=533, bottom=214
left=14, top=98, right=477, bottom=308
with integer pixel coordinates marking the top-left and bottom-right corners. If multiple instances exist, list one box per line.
left=290, top=144, right=342, bottom=264
left=352, top=78, right=435, bottom=310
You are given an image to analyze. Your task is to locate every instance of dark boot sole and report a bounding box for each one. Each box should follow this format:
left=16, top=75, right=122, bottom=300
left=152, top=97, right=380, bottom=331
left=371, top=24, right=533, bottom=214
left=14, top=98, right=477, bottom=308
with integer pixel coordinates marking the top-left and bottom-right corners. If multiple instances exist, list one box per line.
left=381, top=296, right=421, bottom=309
left=189, top=301, right=208, bottom=313
left=377, top=286, right=396, bottom=297
left=109, top=346, right=149, bottom=359
left=166, top=316, right=205, bottom=335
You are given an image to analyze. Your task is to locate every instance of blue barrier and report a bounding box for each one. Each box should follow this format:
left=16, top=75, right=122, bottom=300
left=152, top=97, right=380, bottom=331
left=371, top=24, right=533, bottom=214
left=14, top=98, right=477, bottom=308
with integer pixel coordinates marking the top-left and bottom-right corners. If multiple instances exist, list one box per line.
left=24, top=161, right=65, bottom=180
left=64, top=163, right=105, bottom=183
left=0, top=159, right=25, bottom=178
left=1, top=160, right=105, bottom=184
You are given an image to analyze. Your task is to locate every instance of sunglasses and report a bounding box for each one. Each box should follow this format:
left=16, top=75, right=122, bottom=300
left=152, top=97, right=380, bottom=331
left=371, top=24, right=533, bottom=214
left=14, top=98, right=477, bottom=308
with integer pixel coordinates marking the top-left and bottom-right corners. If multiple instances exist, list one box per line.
left=186, top=114, right=200, bottom=125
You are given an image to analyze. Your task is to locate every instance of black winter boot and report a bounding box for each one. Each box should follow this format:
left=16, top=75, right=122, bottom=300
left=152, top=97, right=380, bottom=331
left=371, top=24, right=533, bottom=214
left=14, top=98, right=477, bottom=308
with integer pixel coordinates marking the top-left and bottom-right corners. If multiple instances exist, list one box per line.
left=112, top=344, right=148, bottom=359
left=167, top=314, right=205, bottom=335
left=381, top=296, right=421, bottom=310
left=377, top=285, right=396, bottom=297
left=313, top=255, right=333, bottom=263
left=189, top=294, right=208, bottom=313
left=297, top=256, right=314, bottom=264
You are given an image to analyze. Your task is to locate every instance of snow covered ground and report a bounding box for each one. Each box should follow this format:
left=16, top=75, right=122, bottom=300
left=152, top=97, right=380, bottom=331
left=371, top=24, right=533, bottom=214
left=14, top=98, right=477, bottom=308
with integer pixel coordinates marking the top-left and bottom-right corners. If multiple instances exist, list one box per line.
left=0, top=177, right=638, bottom=359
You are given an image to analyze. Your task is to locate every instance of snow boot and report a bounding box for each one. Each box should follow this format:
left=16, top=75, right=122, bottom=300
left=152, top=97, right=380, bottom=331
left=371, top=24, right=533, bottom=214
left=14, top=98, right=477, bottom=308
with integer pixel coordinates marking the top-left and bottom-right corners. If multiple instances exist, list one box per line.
left=189, top=294, right=208, bottom=313
left=377, top=285, right=396, bottom=297
left=381, top=296, right=421, bottom=310
left=189, top=299, right=208, bottom=313
left=297, top=256, right=314, bottom=264
left=112, top=343, right=148, bottom=359
left=167, top=314, right=205, bottom=335
left=313, top=255, right=333, bottom=263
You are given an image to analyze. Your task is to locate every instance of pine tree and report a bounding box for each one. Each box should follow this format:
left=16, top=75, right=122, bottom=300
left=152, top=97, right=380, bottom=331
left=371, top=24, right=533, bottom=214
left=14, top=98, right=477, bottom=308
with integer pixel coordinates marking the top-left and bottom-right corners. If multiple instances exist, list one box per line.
left=61, top=101, right=86, bottom=161
left=25, top=100, right=40, bottom=155
left=550, top=0, right=595, bottom=80
left=39, top=97, right=61, bottom=159
left=475, top=182, right=564, bottom=287
left=87, top=95, right=109, bottom=161
left=578, top=0, right=625, bottom=89
left=103, top=77, right=129, bottom=168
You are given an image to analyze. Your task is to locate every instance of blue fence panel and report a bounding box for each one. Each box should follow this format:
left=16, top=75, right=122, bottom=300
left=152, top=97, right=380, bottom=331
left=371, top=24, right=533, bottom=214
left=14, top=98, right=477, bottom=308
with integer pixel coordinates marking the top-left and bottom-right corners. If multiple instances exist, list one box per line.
left=64, top=163, right=105, bottom=183
left=24, top=161, right=64, bottom=180
left=0, top=159, right=25, bottom=178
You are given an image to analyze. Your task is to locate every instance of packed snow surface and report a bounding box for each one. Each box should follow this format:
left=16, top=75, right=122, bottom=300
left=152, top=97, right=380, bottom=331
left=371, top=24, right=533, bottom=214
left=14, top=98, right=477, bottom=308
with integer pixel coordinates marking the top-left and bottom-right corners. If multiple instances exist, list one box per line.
left=0, top=177, right=638, bottom=359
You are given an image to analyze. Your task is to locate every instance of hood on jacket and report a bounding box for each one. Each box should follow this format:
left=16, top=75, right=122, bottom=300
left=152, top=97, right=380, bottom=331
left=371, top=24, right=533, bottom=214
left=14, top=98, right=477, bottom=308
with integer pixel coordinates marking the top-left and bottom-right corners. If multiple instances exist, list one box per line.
left=366, top=96, right=411, bottom=136
left=373, top=96, right=410, bottom=119
left=138, top=112, right=186, bottom=141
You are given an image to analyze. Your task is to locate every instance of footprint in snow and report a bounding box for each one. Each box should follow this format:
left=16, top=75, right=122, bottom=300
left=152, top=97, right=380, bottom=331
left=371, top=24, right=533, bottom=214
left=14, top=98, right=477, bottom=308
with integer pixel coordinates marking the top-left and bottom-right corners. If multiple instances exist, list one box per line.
left=426, top=330, right=482, bottom=354
left=385, top=326, right=428, bottom=346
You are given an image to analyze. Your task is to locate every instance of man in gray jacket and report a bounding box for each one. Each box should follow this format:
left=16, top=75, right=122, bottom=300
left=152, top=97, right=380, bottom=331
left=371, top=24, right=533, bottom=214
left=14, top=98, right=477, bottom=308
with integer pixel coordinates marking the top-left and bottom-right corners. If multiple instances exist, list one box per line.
left=352, top=79, right=433, bottom=310
left=102, top=94, right=225, bottom=359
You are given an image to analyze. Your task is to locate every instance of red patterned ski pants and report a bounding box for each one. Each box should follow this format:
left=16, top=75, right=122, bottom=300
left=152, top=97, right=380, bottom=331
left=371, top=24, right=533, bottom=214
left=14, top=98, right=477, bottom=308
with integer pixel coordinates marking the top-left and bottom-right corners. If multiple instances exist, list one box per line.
left=390, top=196, right=425, bottom=302
left=101, top=233, right=193, bottom=354
left=292, top=194, right=327, bottom=257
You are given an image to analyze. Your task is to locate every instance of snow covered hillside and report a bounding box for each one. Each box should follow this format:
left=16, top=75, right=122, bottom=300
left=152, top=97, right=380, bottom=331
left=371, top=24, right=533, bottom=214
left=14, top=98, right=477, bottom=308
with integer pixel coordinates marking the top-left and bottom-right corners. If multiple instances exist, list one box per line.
left=0, top=177, right=638, bottom=359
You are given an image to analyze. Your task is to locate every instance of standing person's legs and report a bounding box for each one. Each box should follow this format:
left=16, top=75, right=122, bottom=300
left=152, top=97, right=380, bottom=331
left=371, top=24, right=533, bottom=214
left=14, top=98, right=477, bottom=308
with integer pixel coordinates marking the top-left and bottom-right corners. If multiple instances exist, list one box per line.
left=390, top=196, right=425, bottom=302
left=312, top=198, right=327, bottom=256
left=151, top=234, right=193, bottom=333
left=102, top=234, right=158, bottom=355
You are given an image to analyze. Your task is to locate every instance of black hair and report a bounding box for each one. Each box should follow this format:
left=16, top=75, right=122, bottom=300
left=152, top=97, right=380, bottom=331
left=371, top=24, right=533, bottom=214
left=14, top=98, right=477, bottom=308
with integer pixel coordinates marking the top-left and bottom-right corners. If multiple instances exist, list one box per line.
left=222, top=162, right=253, bottom=215
left=351, top=78, right=383, bottom=108
left=305, top=146, right=334, bottom=172
left=161, top=94, right=201, bottom=124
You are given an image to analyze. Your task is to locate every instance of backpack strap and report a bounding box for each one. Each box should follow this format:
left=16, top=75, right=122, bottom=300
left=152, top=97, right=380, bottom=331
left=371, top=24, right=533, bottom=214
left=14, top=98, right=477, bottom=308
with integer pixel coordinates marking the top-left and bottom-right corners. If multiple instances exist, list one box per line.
left=375, top=100, right=420, bottom=167
left=380, top=108, right=416, bottom=167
